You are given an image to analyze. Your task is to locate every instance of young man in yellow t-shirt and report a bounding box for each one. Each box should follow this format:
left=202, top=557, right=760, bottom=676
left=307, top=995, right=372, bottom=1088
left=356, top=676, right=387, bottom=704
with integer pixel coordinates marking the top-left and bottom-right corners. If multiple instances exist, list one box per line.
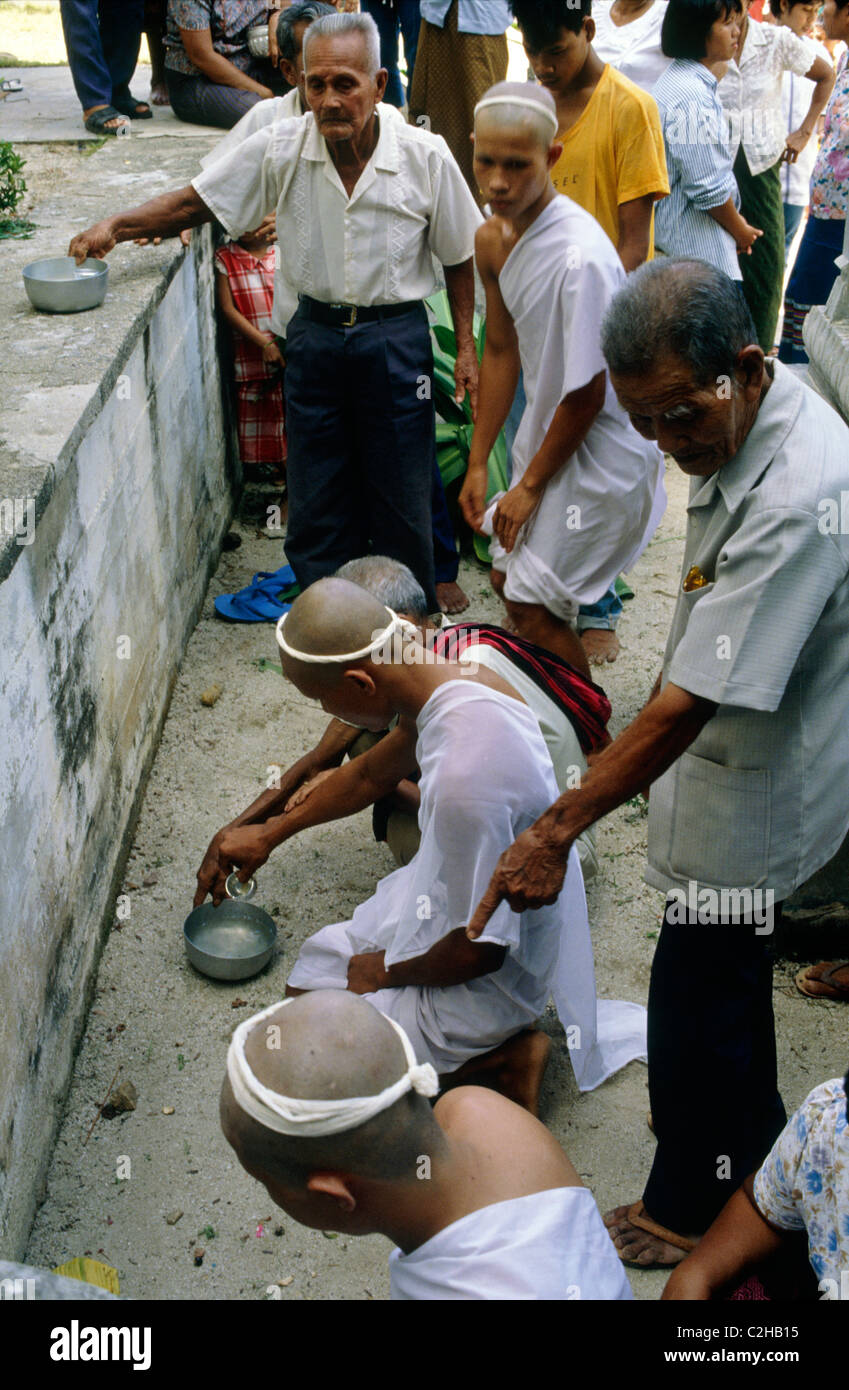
left=511, top=0, right=670, bottom=270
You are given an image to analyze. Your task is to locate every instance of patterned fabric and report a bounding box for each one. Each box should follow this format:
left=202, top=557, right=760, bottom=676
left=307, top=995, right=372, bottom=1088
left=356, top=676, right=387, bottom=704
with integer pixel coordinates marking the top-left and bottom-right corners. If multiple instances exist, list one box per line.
left=753, top=1078, right=849, bottom=1287
left=718, top=19, right=817, bottom=176
left=214, top=241, right=277, bottom=381
left=652, top=60, right=741, bottom=281
left=164, top=0, right=268, bottom=76
left=235, top=380, right=286, bottom=466
left=215, top=241, right=285, bottom=466
left=432, top=624, right=611, bottom=754
left=810, top=50, right=849, bottom=221
left=409, top=0, right=509, bottom=199
left=733, top=148, right=784, bottom=352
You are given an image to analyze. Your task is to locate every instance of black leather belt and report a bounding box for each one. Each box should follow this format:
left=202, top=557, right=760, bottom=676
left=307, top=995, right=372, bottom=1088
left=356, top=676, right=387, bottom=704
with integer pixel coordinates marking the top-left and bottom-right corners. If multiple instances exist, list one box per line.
left=298, top=294, right=422, bottom=328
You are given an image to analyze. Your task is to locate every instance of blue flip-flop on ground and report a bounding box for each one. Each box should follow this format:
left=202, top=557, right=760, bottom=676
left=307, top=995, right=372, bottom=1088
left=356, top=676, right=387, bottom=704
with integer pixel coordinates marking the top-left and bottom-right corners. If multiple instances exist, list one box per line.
left=214, top=566, right=299, bottom=623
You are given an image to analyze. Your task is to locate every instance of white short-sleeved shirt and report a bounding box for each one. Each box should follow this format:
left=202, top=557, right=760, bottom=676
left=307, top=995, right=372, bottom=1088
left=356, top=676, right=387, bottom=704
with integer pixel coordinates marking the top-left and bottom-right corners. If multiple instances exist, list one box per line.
left=200, top=86, right=304, bottom=169
left=780, top=39, right=831, bottom=206
left=592, top=1, right=670, bottom=94
left=753, top=1078, right=849, bottom=1289
left=389, top=1187, right=634, bottom=1300
left=719, top=20, right=817, bottom=175
left=193, top=109, right=483, bottom=335
left=646, top=362, right=849, bottom=900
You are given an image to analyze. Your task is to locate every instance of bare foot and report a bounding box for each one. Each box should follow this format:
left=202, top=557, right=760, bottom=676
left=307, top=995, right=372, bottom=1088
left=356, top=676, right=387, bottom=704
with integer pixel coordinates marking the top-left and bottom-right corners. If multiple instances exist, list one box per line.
left=443, top=1029, right=552, bottom=1117
left=603, top=1203, right=693, bottom=1268
left=581, top=629, right=620, bottom=666
left=436, top=580, right=470, bottom=615
left=150, top=82, right=170, bottom=107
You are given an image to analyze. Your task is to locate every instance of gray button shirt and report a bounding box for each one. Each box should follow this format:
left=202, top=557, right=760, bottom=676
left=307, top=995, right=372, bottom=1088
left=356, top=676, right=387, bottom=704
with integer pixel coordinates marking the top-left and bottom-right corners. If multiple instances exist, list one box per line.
left=646, top=361, right=849, bottom=900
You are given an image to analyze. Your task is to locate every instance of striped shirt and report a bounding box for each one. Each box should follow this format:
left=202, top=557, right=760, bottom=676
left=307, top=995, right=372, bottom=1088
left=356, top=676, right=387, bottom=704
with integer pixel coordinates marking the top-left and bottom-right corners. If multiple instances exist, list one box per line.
left=652, top=59, right=741, bottom=280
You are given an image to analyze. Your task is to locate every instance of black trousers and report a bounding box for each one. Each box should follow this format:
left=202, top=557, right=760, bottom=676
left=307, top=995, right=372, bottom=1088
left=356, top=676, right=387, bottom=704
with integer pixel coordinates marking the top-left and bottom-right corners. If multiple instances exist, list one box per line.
left=283, top=302, right=438, bottom=612
left=642, top=899, right=787, bottom=1235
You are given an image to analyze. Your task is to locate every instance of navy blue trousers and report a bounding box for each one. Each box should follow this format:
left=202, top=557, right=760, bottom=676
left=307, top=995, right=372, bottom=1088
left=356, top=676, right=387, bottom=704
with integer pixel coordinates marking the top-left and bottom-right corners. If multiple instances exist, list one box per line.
left=283, top=303, right=439, bottom=612
left=642, top=901, right=787, bottom=1234
left=361, top=0, right=422, bottom=107
left=60, top=0, right=144, bottom=112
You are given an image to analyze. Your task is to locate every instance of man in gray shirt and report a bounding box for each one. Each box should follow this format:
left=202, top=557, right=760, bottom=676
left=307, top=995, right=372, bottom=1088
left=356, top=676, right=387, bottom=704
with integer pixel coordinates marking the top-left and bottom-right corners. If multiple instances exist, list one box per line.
left=467, top=257, right=849, bottom=1268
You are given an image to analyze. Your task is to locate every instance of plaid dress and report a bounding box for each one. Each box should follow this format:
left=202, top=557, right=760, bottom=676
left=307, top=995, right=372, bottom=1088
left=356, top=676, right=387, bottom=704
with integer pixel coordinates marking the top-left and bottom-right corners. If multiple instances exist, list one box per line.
left=215, top=242, right=286, bottom=469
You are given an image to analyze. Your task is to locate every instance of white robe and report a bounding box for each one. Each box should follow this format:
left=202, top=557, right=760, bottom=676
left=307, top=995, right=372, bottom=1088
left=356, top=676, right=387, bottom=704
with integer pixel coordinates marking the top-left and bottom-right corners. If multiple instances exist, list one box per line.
left=287, top=681, right=646, bottom=1088
left=486, top=195, right=666, bottom=621
left=389, top=1187, right=634, bottom=1300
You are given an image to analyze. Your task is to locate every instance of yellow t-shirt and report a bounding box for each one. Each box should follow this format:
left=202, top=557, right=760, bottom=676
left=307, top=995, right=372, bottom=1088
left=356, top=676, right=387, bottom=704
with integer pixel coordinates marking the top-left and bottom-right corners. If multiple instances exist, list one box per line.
left=550, top=64, right=669, bottom=257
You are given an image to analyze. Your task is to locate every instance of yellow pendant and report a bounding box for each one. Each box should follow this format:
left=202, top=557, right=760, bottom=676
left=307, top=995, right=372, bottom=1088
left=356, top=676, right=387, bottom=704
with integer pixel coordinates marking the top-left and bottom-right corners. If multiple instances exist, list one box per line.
left=683, top=565, right=709, bottom=592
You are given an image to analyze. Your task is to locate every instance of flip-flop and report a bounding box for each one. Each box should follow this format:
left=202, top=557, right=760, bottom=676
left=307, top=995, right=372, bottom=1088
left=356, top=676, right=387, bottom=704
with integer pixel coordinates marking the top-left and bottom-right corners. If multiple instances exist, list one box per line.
left=795, top=961, right=849, bottom=1001
left=83, top=105, right=130, bottom=135
left=214, top=590, right=292, bottom=623
left=112, top=94, right=153, bottom=119
left=612, top=1201, right=697, bottom=1268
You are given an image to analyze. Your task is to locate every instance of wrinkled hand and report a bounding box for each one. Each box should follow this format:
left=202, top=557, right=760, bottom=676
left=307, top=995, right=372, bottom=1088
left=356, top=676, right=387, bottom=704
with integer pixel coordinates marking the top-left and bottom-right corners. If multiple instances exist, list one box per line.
left=454, top=342, right=479, bottom=420
left=736, top=221, right=763, bottom=255
left=193, top=824, right=271, bottom=907
left=284, top=767, right=335, bottom=811
left=346, top=950, right=388, bottom=995
left=262, top=336, right=285, bottom=367
left=466, top=822, right=571, bottom=938
left=69, top=220, right=117, bottom=264
left=459, top=460, right=488, bottom=534
left=493, top=479, right=541, bottom=554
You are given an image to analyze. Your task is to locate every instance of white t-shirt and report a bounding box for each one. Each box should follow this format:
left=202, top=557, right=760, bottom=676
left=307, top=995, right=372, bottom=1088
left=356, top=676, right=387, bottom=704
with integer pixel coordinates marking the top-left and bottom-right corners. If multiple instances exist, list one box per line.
left=592, top=1, right=671, bottom=93
left=389, top=1187, right=634, bottom=1300
left=719, top=21, right=817, bottom=175
left=780, top=39, right=831, bottom=206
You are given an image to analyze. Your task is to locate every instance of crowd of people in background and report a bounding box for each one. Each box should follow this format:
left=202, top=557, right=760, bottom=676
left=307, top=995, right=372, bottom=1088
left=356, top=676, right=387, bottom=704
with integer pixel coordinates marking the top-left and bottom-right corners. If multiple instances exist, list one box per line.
left=60, top=0, right=849, bottom=1301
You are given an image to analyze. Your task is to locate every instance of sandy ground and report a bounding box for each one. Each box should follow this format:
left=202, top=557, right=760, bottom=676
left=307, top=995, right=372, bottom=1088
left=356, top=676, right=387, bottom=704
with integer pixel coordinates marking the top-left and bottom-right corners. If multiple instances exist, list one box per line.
left=24, top=453, right=849, bottom=1301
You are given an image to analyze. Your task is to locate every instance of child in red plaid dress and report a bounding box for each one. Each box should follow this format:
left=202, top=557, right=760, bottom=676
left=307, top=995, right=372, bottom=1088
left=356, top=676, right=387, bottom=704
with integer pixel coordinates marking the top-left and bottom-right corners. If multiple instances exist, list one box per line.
left=215, top=220, right=286, bottom=486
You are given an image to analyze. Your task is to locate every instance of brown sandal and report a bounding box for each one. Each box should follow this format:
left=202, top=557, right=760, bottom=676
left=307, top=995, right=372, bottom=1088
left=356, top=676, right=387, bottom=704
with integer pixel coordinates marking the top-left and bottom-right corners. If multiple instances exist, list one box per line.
left=795, top=961, right=849, bottom=1001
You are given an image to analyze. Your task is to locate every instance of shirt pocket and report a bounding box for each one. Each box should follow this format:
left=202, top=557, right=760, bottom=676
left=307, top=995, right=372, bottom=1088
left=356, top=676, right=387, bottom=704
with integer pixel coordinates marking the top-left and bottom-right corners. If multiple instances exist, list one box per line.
left=663, top=751, right=771, bottom=888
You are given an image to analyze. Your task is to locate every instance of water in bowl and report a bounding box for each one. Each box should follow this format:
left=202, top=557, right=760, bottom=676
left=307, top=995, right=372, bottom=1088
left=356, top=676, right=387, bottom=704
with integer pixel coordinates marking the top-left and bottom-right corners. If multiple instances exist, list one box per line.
left=191, top=918, right=268, bottom=959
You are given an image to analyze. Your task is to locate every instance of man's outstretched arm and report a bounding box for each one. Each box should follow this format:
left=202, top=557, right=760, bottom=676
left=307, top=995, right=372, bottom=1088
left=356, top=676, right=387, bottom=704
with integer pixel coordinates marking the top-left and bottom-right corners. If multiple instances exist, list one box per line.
left=467, top=681, right=717, bottom=935
left=69, top=186, right=212, bottom=262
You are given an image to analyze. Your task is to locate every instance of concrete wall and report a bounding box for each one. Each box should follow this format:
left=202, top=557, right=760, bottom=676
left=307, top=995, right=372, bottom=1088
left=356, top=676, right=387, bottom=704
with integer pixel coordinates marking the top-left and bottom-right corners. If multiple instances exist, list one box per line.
left=0, top=227, right=237, bottom=1257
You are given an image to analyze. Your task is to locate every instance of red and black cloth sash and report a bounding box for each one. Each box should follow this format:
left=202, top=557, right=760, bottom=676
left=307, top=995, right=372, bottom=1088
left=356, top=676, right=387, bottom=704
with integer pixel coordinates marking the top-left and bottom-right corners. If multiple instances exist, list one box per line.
left=431, top=624, right=611, bottom=755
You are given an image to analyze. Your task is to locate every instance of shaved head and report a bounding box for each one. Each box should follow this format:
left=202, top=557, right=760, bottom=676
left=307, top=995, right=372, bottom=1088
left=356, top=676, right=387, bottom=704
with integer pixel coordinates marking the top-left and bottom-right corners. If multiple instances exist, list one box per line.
left=475, top=81, right=559, bottom=150
left=283, top=577, right=393, bottom=660
left=221, top=993, right=442, bottom=1188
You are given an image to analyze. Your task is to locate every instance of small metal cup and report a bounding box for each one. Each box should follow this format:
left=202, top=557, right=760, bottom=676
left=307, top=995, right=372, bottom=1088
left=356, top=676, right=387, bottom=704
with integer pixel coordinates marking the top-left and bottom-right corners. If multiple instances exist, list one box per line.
left=225, top=872, right=257, bottom=901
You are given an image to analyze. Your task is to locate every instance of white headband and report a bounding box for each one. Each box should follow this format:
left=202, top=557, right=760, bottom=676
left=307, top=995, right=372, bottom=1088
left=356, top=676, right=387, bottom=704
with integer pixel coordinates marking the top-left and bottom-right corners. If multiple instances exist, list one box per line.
left=474, top=94, right=559, bottom=137
left=275, top=607, right=417, bottom=664
left=226, top=999, right=439, bottom=1138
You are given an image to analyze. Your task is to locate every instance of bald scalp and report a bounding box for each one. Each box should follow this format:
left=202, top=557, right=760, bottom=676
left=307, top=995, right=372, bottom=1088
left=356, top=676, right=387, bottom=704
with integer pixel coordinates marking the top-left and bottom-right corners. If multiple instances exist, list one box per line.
left=475, top=80, right=559, bottom=151
left=222, top=993, right=442, bottom=1185
left=284, top=578, right=392, bottom=659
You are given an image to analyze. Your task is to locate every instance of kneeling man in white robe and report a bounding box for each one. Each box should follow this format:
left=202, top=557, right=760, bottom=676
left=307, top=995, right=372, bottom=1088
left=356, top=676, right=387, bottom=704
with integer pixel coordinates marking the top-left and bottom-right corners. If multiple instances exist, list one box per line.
left=220, top=991, right=634, bottom=1300
left=212, top=578, right=644, bottom=1112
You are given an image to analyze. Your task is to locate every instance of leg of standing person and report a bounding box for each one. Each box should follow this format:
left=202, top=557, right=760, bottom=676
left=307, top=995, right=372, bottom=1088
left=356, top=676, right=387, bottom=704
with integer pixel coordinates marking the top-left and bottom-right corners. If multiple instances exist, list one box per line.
left=610, top=901, right=787, bottom=1258
left=59, top=0, right=127, bottom=129
left=283, top=309, right=370, bottom=590
left=397, top=0, right=422, bottom=96
left=143, top=0, right=170, bottom=105
left=778, top=214, right=845, bottom=364
left=734, top=151, right=786, bottom=352
left=362, top=0, right=403, bottom=107
left=782, top=202, right=804, bottom=261
left=409, top=0, right=509, bottom=203
left=100, top=0, right=148, bottom=117
left=431, top=457, right=468, bottom=615
left=577, top=586, right=623, bottom=666
left=349, top=306, right=439, bottom=614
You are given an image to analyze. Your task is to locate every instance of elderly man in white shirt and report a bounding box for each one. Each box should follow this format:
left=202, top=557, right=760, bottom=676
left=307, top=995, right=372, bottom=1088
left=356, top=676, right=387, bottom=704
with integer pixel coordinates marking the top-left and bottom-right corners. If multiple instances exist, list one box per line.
left=69, top=10, right=483, bottom=614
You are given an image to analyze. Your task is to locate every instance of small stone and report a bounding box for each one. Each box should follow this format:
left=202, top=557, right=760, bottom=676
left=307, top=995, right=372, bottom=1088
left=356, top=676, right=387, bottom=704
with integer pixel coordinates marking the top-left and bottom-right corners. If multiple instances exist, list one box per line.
left=193, top=1247, right=205, bottom=1266
left=165, top=1210, right=183, bottom=1226
left=274, top=1225, right=284, bottom=1237
left=162, top=1106, right=175, bottom=1115
left=109, top=1080, right=138, bottom=1113
left=142, top=875, right=158, bottom=887
left=200, top=684, right=223, bottom=707
left=278, top=1276, right=294, bottom=1287
left=231, top=997, right=248, bottom=1009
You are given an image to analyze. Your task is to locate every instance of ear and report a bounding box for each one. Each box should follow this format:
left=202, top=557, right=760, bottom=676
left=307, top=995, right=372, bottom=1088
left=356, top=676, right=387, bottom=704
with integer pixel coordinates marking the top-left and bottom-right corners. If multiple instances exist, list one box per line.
left=375, top=68, right=389, bottom=102
left=547, top=140, right=564, bottom=171
left=735, top=344, right=766, bottom=398
left=585, top=17, right=596, bottom=44
left=280, top=58, right=298, bottom=88
left=341, top=667, right=377, bottom=697
left=307, top=1172, right=357, bottom=1211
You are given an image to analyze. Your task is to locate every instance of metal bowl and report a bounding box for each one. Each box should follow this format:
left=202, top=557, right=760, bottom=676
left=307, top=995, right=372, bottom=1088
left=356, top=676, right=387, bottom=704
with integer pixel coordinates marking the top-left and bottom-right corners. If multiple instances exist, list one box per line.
left=247, top=22, right=270, bottom=57
left=22, top=256, right=108, bottom=314
left=183, top=899, right=277, bottom=981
